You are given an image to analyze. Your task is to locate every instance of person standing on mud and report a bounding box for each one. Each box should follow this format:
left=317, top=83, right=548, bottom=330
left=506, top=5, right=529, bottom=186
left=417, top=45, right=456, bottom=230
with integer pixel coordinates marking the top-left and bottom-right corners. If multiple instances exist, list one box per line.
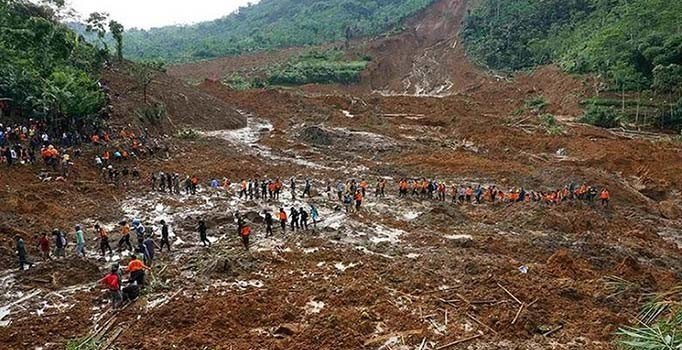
left=15, top=235, right=33, bottom=270
left=126, top=254, right=150, bottom=286
left=52, top=229, right=66, bottom=258
left=247, top=178, right=254, bottom=200
left=261, top=180, right=268, bottom=201
left=190, top=175, right=199, bottom=195
left=159, top=172, right=166, bottom=192
left=290, top=177, right=297, bottom=201
left=436, top=182, right=445, bottom=201
left=302, top=178, right=312, bottom=198
left=37, top=232, right=50, bottom=261
left=184, top=176, right=192, bottom=195
left=132, top=219, right=145, bottom=246
left=75, top=225, right=86, bottom=257
left=166, top=173, right=173, bottom=194
left=151, top=172, right=158, bottom=191
left=264, top=211, right=274, bottom=237
left=310, top=205, right=319, bottom=232
left=240, top=224, right=251, bottom=250
left=278, top=208, right=287, bottom=234
left=239, top=179, right=247, bottom=199
left=337, top=181, right=345, bottom=202
left=267, top=180, right=275, bottom=201
left=118, top=221, right=133, bottom=253
left=100, top=264, right=123, bottom=309
left=300, top=207, right=309, bottom=231
left=143, top=235, right=157, bottom=266
left=95, top=224, right=114, bottom=257
left=354, top=190, right=363, bottom=211
left=326, top=181, right=332, bottom=200
left=600, top=188, right=610, bottom=207
left=198, top=220, right=211, bottom=247
left=290, top=207, right=300, bottom=232
left=275, top=178, right=283, bottom=200
left=159, top=220, right=171, bottom=252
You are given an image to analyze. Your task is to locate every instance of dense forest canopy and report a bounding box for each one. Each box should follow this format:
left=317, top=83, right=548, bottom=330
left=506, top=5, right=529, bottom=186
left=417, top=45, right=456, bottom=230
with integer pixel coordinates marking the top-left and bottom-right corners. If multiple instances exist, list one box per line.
left=0, top=0, right=107, bottom=128
left=121, top=0, right=437, bottom=62
left=463, top=0, right=682, bottom=92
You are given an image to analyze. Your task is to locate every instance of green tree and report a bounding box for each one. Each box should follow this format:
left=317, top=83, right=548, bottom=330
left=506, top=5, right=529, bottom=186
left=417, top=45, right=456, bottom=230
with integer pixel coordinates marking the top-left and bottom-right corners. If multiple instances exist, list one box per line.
left=131, top=64, right=156, bottom=103
left=652, top=64, right=682, bottom=93
left=85, top=12, right=109, bottom=51
left=108, top=20, right=124, bottom=62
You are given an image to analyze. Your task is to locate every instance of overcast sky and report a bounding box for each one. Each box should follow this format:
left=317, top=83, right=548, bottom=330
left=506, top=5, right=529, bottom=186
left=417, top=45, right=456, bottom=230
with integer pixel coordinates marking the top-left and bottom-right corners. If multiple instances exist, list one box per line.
left=67, top=0, right=258, bottom=29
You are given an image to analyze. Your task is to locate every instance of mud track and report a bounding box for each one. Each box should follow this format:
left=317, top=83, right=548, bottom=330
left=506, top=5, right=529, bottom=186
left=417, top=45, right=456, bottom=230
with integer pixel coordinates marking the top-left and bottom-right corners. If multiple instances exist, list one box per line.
left=1, top=0, right=682, bottom=349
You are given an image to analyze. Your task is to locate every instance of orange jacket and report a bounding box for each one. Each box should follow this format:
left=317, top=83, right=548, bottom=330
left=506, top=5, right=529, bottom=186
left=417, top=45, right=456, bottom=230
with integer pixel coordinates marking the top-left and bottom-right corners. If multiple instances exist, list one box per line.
left=240, top=226, right=251, bottom=237
left=127, top=259, right=147, bottom=272
left=600, top=190, right=610, bottom=199
left=279, top=212, right=287, bottom=221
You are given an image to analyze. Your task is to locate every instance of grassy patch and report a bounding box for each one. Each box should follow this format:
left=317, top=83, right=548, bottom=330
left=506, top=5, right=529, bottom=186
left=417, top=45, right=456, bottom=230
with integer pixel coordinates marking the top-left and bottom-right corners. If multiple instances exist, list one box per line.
left=266, top=50, right=370, bottom=86
left=580, top=105, right=621, bottom=128
left=525, top=95, right=549, bottom=112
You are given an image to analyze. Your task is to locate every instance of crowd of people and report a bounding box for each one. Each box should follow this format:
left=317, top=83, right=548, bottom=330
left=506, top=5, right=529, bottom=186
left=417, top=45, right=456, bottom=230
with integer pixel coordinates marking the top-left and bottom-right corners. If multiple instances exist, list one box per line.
left=395, top=178, right=611, bottom=207
left=12, top=167, right=612, bottom=313
left=0, top=121, right=85, bottom=175
left=0, top=120, right=166, bottom=187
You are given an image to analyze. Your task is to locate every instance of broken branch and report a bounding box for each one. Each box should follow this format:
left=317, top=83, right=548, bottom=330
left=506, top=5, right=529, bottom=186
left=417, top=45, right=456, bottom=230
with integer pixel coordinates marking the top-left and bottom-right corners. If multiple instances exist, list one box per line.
left=497, top=282, right=522, bottom=305
left=435, top=334, right=483, bottom=349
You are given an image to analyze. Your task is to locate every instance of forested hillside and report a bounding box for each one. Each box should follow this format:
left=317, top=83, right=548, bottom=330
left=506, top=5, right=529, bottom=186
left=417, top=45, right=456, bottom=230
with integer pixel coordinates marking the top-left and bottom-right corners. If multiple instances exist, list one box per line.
left=123, top=0, right=436, bottom=62
left=0, top=0, right=106, bottom=128
left=463, top=0, right=682, bottom=92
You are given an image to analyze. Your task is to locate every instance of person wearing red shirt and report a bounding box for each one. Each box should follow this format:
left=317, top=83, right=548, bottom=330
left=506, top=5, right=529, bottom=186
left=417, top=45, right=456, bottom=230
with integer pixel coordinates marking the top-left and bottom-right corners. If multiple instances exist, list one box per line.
left=100, top=264, right=122, bottom=309
left=240, top=225, right=251, bottom=250
left=37, top=233, right=50, bottom=260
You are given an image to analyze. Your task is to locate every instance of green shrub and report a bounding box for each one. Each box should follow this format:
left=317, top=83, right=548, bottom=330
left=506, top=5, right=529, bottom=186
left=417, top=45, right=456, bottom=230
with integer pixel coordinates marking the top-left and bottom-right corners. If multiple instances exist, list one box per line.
left=525, top=96, right=548, bottom=112
left=223, top=74, right=255, bottom=90
left=176, top=128, right=200, bottom=140
left=136, top=103, right=166, bottom=125
left=653, top=64, right=682, bottom=93
left=655, top=98, right=682, bottom=131
left=266, top=50, right=368, bottom=86
left=541, top=114, right=557, bottom=127
left=581, top=105, right=621, bottom=128
left=616, top=288, right=682, bottom=350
